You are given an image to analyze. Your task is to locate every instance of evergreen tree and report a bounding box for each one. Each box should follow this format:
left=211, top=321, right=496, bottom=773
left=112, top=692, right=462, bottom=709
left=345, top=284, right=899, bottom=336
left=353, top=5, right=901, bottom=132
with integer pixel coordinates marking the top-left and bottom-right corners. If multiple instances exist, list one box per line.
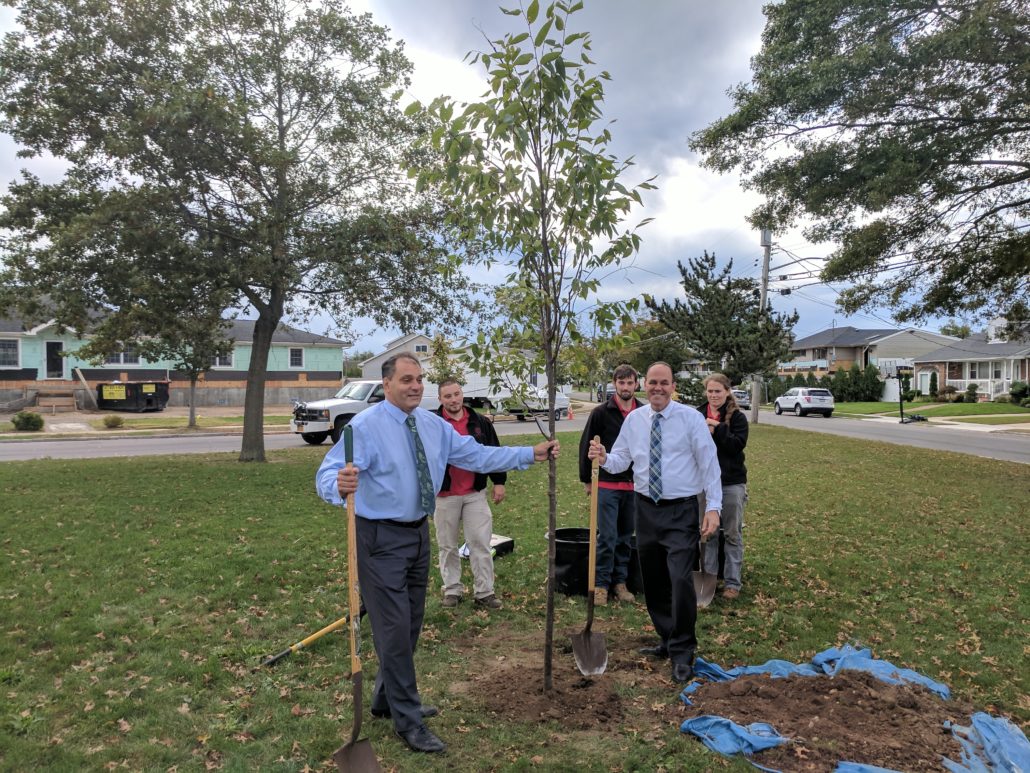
left=647, top=252, right=797, bottom=383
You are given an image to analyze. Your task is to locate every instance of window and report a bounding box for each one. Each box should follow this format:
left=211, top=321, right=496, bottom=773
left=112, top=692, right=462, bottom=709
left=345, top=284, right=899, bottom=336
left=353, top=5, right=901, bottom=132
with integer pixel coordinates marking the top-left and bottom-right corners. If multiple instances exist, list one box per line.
left=992, top=362, right=1002, bottom=380
left=0, top=339, right=18, bottom=368
left=947, top=362, right=962, bottom=379
left=414, top=344, right=428, bottom=353
left=969, top=361, right=990, bottom=379
left=210, top=353, right=233, bottom=368
left=813, top=348, right=828, bottom=359
left=104, top=348, right=141, bottom=365
left=289, top=348, right=304, bottom=368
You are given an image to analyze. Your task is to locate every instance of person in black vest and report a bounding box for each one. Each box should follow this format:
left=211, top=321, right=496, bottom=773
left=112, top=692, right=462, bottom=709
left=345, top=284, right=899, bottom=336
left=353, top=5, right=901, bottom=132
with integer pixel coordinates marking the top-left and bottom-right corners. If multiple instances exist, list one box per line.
left=434, top=379, right=507, bottom=610
left=578, top=363, right=643, bottom=606
left=697, top=373, right=748, bottom=600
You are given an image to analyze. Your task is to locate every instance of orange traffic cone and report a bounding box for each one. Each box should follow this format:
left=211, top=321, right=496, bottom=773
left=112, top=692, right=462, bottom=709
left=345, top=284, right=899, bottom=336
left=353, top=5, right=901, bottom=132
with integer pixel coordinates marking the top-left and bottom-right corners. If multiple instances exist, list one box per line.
left=567, top=404, right=574, bottom=420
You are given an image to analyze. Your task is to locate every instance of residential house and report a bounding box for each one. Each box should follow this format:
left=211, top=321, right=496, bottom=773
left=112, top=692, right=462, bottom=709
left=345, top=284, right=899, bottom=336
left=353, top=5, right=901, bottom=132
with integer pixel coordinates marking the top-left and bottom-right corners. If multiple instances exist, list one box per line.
left=779, top=326, right=957, bottom=376
left=912, top=319, right=1030, bottom=400
left=359, top=333, right=434, bottom=379
left=0, top=317, right=348, bottom=408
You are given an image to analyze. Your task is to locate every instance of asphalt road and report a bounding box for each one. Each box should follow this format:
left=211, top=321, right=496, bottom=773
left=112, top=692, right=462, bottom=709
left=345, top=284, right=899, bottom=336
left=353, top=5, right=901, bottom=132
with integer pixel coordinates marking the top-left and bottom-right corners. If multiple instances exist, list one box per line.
left=2, top=411, right=1028, bottom=464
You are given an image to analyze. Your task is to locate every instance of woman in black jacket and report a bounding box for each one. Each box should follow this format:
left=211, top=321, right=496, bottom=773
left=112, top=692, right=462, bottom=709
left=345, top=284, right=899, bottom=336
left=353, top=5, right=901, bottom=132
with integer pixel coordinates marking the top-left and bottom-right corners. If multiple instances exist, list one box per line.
left=697, top=373, right=748, bottom=600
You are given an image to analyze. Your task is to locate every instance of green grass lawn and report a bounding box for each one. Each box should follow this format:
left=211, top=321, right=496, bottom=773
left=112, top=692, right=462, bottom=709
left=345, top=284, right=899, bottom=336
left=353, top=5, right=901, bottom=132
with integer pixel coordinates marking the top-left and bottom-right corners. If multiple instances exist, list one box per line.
left=829, top=401, right=1030, bottom=417
left=915, top=402, right=1030, bottom=416
left=829, top=402, right=899, bottom=415
left=1, top=428, right=1026, bottom=771
left=949, top=415, right=1030, bottom=425
left=86, top=415, right=293, bottom=430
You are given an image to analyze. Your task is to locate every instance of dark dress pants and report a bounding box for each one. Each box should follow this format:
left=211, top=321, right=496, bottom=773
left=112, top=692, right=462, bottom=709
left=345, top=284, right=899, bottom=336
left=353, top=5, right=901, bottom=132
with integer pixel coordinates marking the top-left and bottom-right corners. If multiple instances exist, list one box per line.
left=635, top=494, right=700, bottom=665
left=354, top=517, right=430, bottom=733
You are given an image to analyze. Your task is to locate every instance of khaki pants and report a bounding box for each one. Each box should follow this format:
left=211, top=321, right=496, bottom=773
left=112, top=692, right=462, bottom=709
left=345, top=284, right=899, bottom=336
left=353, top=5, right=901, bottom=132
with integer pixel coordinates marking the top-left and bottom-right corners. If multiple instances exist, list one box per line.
left=434, top=490, right=494, bottom=599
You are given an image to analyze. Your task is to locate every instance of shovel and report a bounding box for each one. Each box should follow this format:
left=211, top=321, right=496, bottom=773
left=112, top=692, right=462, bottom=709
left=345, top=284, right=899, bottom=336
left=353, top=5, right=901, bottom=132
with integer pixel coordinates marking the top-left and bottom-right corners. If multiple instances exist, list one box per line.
left=332, top=426, right=381, bottom=773
left=258, top=605, right=366, bottom=669
left=570, top=436, right=608, bottom=676
left=692, top=536, right=718, bottom=609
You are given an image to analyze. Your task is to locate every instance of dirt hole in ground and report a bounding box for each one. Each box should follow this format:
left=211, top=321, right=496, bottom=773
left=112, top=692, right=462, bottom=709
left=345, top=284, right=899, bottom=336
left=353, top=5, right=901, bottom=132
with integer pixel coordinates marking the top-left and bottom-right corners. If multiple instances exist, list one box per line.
left=457, top=624, right=976, bottom=771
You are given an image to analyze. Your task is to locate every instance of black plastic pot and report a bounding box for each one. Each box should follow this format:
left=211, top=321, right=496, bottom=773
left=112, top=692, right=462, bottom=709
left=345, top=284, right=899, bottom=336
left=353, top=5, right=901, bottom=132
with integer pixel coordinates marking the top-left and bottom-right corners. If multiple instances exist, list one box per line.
left=553, top=527, right=644, bottom=597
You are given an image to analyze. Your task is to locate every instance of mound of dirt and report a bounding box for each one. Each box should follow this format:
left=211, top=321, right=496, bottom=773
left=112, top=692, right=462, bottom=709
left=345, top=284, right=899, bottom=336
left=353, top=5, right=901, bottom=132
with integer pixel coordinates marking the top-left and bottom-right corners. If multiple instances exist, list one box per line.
left=460, top=625, right=977, bottom=771
left=684, top=670, right=974, bottom=771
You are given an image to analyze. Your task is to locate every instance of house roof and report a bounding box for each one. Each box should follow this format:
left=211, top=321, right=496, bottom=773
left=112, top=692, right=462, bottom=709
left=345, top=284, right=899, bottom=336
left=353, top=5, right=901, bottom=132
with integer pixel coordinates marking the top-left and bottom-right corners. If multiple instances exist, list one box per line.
left=0, top=314, right=347, bottom=347
left=913, top=333, right=1030, bottom=362
left=791, top=327, right=900, bottom=350
left=225, top=320, right=347, bottom=346
left=0, top=317, right=29, bottom=334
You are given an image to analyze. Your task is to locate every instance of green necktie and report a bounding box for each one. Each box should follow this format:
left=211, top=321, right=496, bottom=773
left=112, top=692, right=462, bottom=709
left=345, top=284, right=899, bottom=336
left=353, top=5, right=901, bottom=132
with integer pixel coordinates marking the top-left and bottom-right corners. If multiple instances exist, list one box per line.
left=406, top=415, right=436, bottom=515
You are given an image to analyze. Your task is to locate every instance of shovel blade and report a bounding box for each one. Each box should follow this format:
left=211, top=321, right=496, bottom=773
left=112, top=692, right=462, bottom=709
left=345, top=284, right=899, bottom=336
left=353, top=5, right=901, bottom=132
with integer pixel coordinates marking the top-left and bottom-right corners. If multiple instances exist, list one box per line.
left=571, top=631, right=608, bottom=676
left=693, top=570, right=718, bottom=609
left=332, top=739, right=381, bottom=773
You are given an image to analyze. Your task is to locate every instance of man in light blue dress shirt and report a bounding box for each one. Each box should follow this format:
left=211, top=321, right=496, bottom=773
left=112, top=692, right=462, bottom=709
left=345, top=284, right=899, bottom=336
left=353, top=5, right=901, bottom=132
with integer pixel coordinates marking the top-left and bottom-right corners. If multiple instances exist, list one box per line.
left=588, top=362, right=722, bottom=684
left=317, top=352, right=558, bottom=754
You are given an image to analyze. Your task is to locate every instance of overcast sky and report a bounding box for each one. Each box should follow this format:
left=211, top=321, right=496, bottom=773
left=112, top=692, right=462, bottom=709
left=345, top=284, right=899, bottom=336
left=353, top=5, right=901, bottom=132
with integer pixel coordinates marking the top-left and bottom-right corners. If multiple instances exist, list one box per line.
left=0, top=1, right=952, bottom=356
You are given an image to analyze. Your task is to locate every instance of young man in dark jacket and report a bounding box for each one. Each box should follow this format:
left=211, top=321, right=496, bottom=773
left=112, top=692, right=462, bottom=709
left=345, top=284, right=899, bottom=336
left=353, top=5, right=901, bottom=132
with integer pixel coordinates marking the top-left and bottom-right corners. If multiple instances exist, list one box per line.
left=434, top=380, right=507, bottom=610
left=578, top=364, right=643, bottom=606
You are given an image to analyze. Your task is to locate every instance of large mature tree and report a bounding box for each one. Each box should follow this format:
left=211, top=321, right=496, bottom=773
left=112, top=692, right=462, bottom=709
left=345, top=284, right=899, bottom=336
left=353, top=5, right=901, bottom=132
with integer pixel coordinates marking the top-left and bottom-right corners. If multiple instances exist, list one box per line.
left=691, top=0, right=1029, bottom=324
left=412, top=0, right=651, bottom=690
left=647, top=252, right=798, bottom=384
left=0, top=0, right=474, bottom=461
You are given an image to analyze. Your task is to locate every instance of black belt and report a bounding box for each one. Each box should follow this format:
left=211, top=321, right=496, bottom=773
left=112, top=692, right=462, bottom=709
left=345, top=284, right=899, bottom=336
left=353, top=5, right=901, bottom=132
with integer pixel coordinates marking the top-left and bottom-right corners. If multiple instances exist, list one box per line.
left=637, top=494, right=693, bottom=507
left=382, top=516, right=428, bottom=528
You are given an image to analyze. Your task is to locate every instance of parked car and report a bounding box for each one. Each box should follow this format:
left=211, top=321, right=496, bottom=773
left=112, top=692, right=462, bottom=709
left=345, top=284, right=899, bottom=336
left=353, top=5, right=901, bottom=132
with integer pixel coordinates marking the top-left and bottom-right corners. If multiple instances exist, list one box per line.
left=503, top=387, right=570, bottom=422
left=732, top=389, right=751, bottom=410
left=774, top=387, right=834, bottom=417
left=290, top=379, right=386, bottom=445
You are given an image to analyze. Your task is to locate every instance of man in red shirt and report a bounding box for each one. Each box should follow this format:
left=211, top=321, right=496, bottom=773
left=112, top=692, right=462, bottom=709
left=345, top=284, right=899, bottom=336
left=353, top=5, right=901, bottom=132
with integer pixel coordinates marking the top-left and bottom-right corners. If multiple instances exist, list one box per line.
left=434, top=380, right=507, bottom=610
left=578, top=364, right=643, bottom=606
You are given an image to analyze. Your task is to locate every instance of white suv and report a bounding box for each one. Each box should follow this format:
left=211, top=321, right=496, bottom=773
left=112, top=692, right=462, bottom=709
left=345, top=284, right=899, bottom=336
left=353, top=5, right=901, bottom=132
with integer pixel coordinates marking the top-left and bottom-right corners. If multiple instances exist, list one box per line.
left=774, top=387, right=834, bottom=418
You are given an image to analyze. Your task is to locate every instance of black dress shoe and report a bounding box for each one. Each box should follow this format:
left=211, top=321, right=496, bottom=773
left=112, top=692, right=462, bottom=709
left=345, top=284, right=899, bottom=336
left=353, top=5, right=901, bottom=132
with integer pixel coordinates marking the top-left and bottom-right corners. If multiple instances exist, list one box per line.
left=371, top=704, right=438, bottom=720
left=396, top=724, right=446, bottom=753
left=638, top=644, right=669, bottom=659
left=671, top=661, right=695, bottom=684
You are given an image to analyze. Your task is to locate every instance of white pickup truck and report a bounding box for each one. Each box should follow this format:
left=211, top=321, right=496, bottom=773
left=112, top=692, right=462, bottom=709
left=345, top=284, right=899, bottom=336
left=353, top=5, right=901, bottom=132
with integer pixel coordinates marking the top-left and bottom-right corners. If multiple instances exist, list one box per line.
left=291, top=377, right=568, bottom=444
left=291, top=380, right=385, bottom=445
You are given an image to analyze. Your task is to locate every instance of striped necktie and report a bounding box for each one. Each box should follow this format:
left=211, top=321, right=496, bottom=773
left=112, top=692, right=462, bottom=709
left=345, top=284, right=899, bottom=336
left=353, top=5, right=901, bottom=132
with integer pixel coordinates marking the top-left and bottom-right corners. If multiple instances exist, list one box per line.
left=649, top=413, right=662, bottom=503
left=406, top=415, right=436, bottom=515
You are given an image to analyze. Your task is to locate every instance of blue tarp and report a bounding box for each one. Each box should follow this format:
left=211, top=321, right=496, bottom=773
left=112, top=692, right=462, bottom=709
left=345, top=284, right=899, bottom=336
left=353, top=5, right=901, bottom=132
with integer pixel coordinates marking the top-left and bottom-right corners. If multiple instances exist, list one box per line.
left=681, top=644, right=949, bottom=701
left=678, top=646, right=1029, bottom=773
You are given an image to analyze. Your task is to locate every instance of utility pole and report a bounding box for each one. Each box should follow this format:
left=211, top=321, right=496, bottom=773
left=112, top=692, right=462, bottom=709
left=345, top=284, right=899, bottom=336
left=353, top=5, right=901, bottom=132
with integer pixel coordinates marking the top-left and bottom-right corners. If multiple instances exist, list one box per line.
left=751, top=228, right=772, bottom=425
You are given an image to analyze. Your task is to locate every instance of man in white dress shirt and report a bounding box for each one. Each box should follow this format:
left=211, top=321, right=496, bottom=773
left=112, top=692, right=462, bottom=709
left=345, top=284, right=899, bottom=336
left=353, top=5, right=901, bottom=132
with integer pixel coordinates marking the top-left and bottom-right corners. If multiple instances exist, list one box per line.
left=587, top=361, right=722, bottom=683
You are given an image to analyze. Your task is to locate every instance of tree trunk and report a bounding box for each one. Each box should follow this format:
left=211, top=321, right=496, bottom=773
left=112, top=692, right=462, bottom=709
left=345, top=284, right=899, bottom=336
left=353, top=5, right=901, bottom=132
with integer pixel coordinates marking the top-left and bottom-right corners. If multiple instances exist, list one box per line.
left=188, top=376, right=198, bottom=429
left=239, top=309, right=279, bottom=462
left=542, top=336, right=557, bottom=692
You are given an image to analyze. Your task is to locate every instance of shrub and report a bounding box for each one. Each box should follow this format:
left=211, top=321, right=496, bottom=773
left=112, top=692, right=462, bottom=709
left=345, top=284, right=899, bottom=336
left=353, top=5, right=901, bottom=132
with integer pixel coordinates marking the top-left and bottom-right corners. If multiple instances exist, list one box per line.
left=903, top=390, right=917, bottom=402
left=994, top=394, right=1011, bottom=404
left=1022, top=397, right=1030, bottom=408
left=965, top=383, right=979, bottom=402
left=952, top=394, right=964, bottom=403
left=102, top=414, right=125, bottom=429
left=12, top=411, right=45, bottom=431
left=1010, top=380, right=1028, bottom=401
left=929, top=370, right=938, bottom=398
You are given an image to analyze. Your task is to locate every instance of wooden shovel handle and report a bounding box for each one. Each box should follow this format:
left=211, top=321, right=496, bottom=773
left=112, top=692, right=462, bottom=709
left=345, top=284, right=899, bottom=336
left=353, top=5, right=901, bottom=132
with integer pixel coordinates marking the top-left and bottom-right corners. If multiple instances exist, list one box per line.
left=587, top=436, right=600, bottom=595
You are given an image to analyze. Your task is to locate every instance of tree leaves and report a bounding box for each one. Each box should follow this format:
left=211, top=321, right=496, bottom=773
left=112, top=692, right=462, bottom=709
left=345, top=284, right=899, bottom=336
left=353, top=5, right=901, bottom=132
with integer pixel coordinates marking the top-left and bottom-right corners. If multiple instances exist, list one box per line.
left=691, top=0, right=1030, bottom=324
